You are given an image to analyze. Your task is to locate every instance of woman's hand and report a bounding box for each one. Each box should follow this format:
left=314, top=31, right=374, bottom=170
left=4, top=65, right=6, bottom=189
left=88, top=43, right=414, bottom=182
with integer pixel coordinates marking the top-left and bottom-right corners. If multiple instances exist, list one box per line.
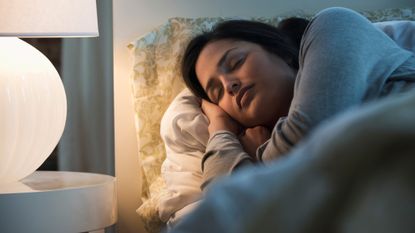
left=201, top=100, right=270, bottom=160
left=239, top=126, right=271, bottom=160
left=201, top=100, right=242, bottom=136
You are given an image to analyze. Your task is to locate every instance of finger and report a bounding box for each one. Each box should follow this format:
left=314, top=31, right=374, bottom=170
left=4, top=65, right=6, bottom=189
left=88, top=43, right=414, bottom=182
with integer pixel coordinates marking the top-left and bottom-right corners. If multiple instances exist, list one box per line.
left=201, top=100, right=223, bottom=116
left=200, top=99, right=209, bottom=111
left=201, top=100, right=212, bottom=116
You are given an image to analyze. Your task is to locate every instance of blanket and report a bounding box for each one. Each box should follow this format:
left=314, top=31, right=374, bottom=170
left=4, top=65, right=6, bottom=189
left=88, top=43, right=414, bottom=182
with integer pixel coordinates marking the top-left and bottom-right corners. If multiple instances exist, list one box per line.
left=170, top=90, right=415, bottom=233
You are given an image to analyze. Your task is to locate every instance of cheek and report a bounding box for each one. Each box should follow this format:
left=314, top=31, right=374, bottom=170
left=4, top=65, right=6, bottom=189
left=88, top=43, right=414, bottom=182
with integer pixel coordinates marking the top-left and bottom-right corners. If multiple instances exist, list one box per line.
left=218, top=101, right=234, bottom=115
left=218, top=100, right=240, bottom=121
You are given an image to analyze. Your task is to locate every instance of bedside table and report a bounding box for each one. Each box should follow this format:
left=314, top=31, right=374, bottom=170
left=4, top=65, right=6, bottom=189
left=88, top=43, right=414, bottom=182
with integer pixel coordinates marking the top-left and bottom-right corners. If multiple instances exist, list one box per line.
left=0, top=171, right=117, bottom=233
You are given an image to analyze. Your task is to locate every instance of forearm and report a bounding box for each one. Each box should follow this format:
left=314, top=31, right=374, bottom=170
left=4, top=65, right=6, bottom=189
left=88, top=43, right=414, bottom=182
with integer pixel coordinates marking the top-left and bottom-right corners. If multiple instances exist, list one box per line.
left=201, top=130, right=254, bottom=190
left=257, top=110, right=311, bottom=161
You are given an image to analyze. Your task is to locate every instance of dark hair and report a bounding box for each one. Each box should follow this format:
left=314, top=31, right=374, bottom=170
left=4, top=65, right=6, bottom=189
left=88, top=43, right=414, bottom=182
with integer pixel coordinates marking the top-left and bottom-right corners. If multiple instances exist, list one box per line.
left=181, top=18, right=309, bottom=100
left=277, top=17, right=310, bottom=49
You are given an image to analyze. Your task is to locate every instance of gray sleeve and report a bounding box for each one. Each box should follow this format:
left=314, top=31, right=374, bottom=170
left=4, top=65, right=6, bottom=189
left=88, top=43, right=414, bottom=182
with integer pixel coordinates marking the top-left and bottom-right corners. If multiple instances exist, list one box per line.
left=201, top=130, right=254, bottom=190
left=258, top=7, right=413, bottom=162
left=257, top=111, right=312, bottom=160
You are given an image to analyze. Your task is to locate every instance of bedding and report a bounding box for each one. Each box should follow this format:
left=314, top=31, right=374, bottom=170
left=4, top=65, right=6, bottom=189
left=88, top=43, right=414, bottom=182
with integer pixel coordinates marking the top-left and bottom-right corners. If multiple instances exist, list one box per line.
left=171, top=85, right=415, bottom=233
left=374, top=20, right=415, bottom=53
left=128, top=7, right=415, bottom=233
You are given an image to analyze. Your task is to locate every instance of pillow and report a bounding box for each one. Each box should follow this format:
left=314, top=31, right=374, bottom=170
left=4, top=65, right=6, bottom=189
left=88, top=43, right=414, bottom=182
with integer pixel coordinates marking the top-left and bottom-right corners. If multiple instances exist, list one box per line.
left=159, top=88, right=208, bottom=225
left=128, top=7, right=415, bottom=233
left=129, top=18, right=225, bottom=233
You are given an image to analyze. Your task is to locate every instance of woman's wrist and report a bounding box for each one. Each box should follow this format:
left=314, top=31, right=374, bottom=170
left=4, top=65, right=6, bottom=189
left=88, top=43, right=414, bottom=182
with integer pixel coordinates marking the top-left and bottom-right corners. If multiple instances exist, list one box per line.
left=208, top=116, right=240, bottom=136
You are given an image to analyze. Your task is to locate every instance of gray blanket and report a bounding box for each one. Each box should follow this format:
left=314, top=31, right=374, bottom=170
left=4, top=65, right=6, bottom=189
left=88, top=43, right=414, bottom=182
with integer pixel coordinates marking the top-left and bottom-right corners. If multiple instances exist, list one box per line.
left=170, top=90, right=415, bottom=233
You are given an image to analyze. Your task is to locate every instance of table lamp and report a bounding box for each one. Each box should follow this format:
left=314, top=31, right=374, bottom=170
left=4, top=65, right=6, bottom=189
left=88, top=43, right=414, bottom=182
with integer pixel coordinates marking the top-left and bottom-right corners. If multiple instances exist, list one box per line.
left=0, top=0, right=99, bottom=184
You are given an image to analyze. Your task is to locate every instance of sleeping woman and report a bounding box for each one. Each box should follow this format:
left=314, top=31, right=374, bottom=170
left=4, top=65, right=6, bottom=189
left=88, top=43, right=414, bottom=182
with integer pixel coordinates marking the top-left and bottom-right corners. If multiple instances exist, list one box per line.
left=182, top=7, right=415, bottom=188
left=160, top=6, right=415, bottom=226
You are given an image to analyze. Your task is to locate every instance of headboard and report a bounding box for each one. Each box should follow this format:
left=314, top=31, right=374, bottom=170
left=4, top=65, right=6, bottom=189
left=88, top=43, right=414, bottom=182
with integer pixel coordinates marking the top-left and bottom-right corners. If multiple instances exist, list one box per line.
left=127, top=6, right=415, bottom=233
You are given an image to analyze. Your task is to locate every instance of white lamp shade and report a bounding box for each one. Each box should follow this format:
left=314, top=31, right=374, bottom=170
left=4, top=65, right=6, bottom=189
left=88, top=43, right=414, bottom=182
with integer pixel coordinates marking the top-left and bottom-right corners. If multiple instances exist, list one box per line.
left=0, top=0, right=99, bottom=37
left=0, top=38, right=67, bottom=184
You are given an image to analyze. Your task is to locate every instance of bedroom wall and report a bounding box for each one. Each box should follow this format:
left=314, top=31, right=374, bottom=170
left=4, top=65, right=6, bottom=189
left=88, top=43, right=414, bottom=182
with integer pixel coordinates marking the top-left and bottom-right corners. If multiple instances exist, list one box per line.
left=113, top=0, right=413, bottom=232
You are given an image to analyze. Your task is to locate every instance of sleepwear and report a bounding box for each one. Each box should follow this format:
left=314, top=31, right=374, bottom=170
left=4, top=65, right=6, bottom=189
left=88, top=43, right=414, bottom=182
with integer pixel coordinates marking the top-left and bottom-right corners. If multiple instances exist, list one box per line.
left=202, top=7, right=415, bottom=189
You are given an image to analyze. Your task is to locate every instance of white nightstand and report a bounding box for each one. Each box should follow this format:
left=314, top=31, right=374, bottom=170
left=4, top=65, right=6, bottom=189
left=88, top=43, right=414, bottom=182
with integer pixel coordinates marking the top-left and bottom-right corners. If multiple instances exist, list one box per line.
left=0, top=171, right=117, bottom=233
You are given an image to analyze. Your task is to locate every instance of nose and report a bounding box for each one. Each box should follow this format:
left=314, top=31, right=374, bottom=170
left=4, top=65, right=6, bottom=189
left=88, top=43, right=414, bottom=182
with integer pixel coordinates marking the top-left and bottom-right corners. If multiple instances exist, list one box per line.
left=224, top=78, right=241, bottom=96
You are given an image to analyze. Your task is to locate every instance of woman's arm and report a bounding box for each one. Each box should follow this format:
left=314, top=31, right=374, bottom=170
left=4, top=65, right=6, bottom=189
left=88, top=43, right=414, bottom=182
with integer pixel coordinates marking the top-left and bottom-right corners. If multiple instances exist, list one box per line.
left=200, top=100, right=255, bottom=189
left=258, top=7, right=414, bottom=161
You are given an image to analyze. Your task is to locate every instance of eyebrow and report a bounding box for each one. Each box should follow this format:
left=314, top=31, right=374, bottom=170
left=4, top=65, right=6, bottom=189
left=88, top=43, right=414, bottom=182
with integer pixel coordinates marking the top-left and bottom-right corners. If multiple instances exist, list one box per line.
left=217, top=47, right=237, bottom=68
left=205, top=47, right=237, bottom=96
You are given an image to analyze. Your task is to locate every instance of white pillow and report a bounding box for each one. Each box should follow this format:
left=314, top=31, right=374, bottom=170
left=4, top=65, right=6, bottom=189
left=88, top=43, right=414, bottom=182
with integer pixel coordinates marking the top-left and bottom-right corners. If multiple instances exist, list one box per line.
left=159, top=88, right=208, bottom=224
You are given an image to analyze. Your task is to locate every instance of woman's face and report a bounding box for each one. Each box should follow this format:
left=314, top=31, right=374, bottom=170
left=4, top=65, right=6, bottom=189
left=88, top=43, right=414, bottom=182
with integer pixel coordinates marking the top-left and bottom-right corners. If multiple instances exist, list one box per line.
left=195, top=39, right=296, bottom=128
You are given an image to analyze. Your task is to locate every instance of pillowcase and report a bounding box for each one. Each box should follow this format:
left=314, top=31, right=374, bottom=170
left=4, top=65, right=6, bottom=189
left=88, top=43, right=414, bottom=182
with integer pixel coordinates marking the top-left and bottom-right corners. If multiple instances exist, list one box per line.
left=159, top=88, right=208, bottom=225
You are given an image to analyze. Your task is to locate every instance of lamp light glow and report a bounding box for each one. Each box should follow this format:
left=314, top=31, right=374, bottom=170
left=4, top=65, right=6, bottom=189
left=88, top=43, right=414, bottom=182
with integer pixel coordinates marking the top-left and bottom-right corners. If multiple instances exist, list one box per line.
left=0, top=37, right=66, bottom=183
left=0, top=0, right=98, bottom=184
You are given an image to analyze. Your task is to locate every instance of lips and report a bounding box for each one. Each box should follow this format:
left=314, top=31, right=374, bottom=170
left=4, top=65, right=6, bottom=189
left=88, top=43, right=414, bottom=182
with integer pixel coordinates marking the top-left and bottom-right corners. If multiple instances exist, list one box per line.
left=236, top=84, right=254, bottom=109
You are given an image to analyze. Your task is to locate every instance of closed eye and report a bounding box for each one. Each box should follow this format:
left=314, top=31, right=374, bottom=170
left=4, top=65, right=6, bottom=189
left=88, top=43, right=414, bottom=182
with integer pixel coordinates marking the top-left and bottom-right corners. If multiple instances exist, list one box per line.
left=229, top=55, right=245, bottom=71
left=206, top=79, right=223, bottom=104
left=212, top=85, right=224, bottom=104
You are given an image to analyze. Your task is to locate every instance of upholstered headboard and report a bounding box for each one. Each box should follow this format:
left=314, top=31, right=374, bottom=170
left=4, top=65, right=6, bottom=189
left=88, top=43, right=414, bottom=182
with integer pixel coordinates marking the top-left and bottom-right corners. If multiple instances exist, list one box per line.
left=128, top=7, right=415, bottom=233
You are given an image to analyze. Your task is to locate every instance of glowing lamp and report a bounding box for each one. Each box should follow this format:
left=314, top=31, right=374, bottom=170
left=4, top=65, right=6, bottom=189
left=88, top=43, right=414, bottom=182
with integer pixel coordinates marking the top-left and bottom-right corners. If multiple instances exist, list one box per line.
left=0, top=0, right=99, bottom=184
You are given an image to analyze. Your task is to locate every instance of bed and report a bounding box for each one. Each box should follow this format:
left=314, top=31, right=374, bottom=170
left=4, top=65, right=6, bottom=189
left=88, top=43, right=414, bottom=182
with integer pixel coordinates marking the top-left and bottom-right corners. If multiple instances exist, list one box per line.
left=127, top=6, right=415, bottom=233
